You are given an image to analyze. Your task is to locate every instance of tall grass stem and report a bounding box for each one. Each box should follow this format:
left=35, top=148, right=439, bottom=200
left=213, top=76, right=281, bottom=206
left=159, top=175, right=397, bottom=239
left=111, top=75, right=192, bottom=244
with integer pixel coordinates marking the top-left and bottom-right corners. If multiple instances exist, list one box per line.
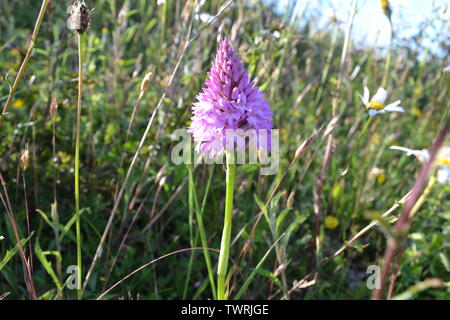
left=75, top=32, right=84, bottom=300
left=1, top=0, right=49, bottom=118
left=382, top=22, right=394, bottom=88
left=188, top=165, right=217, bottom=299
left=341, top=116, right=373, bottom=176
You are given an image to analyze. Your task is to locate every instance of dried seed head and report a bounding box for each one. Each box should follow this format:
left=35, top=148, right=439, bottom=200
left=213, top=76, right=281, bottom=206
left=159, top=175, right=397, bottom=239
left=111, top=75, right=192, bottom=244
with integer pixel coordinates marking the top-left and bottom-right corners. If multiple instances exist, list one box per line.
left=67, top=0, right=91, bottom=34
left=274, top=264, right=287, bottom=278
left=140, top=67, right=155, bottom=93
left=50, top=96, right=58, bottom=121
left=20, top=144, right=30, bottom=171
left=286, top=191, right=295, bottom=209
left=294, top=130, right=319, bottom=161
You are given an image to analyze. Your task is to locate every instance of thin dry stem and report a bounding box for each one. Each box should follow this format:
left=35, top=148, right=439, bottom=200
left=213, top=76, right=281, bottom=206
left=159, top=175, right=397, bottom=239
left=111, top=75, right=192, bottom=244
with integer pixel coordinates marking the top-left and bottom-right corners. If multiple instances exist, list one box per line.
left=1, top=0, right=49, bottom=118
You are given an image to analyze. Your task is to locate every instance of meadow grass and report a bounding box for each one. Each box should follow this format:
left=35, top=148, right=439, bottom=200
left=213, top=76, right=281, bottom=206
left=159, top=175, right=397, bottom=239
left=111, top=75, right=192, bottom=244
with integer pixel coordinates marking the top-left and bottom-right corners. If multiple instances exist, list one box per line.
left=0, top=0, right=449, bottom=300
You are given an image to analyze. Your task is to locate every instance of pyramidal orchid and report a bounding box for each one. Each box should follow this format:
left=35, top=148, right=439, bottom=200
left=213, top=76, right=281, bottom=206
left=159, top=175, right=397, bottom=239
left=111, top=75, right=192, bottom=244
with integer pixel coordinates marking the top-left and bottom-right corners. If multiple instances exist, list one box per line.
left=188, top=38, right=273, bottom=157
left=189, top=38, right=273, bottom=300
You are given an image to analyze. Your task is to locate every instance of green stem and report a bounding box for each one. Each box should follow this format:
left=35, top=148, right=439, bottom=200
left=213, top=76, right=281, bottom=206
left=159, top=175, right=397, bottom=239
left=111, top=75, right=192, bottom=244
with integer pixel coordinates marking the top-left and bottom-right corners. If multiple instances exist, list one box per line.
left=341, top=116, right=373, bottom=177
left=75, top=32, right=84, bottom=300
left=217, top=152, right=235, bottom=300
left=408, top=175, right=436, bottom=220
left=194, top=172, right=217, bottom=299
left=1, top=0, right=49, bottom=117
left=182, top=164, right=198, bottom=299
left=186, top=165, right=217, bottom=299
left=382, top=22, right=394, bottom=88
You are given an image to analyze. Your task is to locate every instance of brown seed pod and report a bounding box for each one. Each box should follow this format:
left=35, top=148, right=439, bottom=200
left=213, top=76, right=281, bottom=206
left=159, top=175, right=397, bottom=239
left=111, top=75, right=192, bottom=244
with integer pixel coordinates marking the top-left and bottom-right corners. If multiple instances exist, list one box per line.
left=67, top=0, right=91, bottom=34
left=20, top=144, right=30, bottom=171
left=50, top=95, right=58, bottom=121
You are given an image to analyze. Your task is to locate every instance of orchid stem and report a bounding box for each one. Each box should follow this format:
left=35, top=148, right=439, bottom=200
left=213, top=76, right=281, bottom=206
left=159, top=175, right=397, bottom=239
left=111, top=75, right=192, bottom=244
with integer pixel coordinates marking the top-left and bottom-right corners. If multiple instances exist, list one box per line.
left=217, top=151, right=235, bottom=300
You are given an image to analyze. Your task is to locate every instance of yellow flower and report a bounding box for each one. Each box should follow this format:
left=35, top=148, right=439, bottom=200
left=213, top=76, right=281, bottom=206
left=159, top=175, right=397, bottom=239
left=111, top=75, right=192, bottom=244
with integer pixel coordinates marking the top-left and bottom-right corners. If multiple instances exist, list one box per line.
left=57, top=151, right=72, bottom=164
left=435, top=157, right=450, bottom=168
left=377, top=173, right=386, bottom=184
left=381, top=0, right=390, bottom=10
left=13, top=99, right=25, bottom=109
left=10, top=48, right=20, bottom=57
left=5, top=61, right=15, bottom=69
left=380, top=0, right=391, bottom=19
left=372, top=133, right=381, bottom=145
left=369, top=167, right=385, bottom=184
left=102, top=27, right=109, bottom=34
left=412, top=107, right=422, bottom=117
left=324, top=216, right=339, bottom=229
left=368, top=101, right=384, bottom=111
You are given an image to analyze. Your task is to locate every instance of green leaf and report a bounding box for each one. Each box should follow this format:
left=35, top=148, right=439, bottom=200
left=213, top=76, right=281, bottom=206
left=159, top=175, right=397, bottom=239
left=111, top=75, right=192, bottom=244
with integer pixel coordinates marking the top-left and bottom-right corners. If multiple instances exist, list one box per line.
left=0, top=232, right=34, bottom=271
left=234, top=233, right=285, bottom=300
left=283, top=213, right=308, bottom=245
left=34, top=240, right=63, bottom=291
left=439, top=253, right=450, bottom=272
left=256, top=268, right=284, bottom=291
left=275, top=208, right=291, bottom=234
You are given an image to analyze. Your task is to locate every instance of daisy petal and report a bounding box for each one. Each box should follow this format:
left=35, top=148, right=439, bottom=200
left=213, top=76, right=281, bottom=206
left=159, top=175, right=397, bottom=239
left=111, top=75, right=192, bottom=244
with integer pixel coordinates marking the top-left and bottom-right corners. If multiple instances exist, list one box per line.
left=387, top=100, right=401, bottom=107
left=390, top=146, right=417, bottom=155
left=391, top=146, right=431, bottom=162
left=363, top=87, right=370, bottom=105
left=437, top=168, right=450, bottom=184
left=368, top=109, right=378, bottom=116
left=359, top=94, right=367, bottom=105
left=372, top=87, right=388, bottom=104
left=384, top=105, right=404, bottom=113
left=438, top=146, right=450, bottom=159
left=416, top=150, right=431, bottom=163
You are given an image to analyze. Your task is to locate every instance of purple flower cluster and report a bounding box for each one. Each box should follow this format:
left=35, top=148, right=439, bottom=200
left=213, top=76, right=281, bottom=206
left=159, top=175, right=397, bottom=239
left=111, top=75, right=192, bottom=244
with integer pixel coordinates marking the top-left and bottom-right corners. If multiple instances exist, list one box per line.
left=188, top=38, right=273, bottom=157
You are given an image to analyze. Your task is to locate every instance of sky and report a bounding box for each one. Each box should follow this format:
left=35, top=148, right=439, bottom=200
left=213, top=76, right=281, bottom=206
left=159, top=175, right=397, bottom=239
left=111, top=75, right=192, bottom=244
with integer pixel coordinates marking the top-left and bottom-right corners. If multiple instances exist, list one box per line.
left=268, top=0, right=450, bottom=54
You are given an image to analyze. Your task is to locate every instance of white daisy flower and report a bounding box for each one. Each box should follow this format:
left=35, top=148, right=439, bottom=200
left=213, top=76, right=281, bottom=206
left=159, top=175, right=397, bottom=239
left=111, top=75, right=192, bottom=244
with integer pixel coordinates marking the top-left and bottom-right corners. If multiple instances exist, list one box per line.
left=360, top=87, right=405, bottom=116
left=390, top=146, right=450, bottom=184
left=197, top=12, right=214, bottom=23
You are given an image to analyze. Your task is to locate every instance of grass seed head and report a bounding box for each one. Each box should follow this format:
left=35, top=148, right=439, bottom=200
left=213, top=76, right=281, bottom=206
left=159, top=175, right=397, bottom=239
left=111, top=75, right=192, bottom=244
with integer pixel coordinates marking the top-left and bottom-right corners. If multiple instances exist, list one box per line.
left=140, top=68, right=155, bottom=94
left=67, top=0, right=91, bottom=34
left=50, top=96, right=58, bottom=121
left=20, top=144, right=30, bottom=171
